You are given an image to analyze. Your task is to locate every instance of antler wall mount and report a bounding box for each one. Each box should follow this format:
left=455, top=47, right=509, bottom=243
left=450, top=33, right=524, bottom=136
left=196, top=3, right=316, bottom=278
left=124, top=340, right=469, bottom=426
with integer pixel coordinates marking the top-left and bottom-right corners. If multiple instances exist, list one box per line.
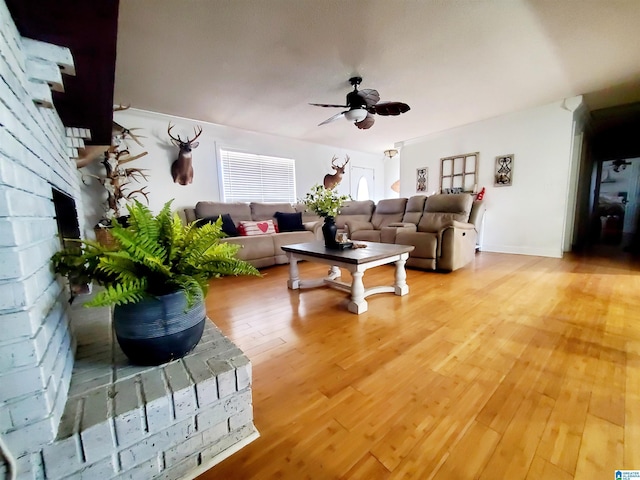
left=77, top=105, right=150, bottom=223
left=310, top=76, right=410, bottom=130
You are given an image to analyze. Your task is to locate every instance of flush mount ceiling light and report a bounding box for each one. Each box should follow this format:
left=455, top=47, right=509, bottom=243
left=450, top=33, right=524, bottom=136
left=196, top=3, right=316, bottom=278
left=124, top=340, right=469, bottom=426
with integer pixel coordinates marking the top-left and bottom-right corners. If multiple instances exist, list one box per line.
left=344, top=108, right=368, bottom=123
left=384, top=149, right=398, bottom=158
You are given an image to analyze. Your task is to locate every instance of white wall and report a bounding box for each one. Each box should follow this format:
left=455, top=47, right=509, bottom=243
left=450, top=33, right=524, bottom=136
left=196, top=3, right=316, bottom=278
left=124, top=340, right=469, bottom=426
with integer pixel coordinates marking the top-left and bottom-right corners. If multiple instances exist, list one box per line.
left=81, top=108, right=384, bottom=230
left=398, top=100, right=577, bottom=258
left=383, top=154, right=401, bottom=199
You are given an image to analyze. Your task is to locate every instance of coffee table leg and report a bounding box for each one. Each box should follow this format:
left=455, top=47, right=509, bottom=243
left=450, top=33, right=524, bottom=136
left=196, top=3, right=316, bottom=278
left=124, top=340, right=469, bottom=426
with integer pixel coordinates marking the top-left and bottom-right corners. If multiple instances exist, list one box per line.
left=287, top=255, right=300, bottom=289
left=394, top=255, right=409, bottom=296
left=328, top=265, right=341, bottom=280
left=348, top=269, right=368, bottom=314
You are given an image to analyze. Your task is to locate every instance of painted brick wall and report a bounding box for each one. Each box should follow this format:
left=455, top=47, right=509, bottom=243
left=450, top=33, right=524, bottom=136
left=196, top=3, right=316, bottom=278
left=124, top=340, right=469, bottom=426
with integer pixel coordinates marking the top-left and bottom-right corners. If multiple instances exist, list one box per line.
left=0, top=0, right=84, bottom=475
left=1, top=4, right=258, bottom=478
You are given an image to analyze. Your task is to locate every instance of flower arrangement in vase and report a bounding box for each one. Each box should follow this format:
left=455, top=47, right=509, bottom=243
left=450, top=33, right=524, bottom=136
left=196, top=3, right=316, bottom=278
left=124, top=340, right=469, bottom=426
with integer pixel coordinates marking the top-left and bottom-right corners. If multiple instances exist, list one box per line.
left=302, top=184, right=350, bottom=248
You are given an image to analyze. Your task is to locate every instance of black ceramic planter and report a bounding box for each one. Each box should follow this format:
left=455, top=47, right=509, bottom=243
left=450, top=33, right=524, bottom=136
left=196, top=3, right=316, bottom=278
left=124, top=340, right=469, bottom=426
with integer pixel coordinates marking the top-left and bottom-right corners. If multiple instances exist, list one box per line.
left=322, top=216, right=339, bottom=249
left=113, top=290, right=206, bottom=366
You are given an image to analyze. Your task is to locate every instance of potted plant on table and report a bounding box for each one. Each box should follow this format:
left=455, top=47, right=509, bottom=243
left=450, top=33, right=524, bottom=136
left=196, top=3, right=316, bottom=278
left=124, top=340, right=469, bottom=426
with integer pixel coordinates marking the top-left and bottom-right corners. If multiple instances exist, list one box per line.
left=302, top=184, right=350, bottom=248
left=52, top=199, right=260, bottom=366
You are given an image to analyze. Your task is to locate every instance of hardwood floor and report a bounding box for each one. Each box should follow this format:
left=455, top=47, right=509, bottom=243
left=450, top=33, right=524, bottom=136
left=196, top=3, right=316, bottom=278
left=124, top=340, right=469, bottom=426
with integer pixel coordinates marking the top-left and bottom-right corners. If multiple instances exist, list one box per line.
left=197, top=251, right=640, bottom=479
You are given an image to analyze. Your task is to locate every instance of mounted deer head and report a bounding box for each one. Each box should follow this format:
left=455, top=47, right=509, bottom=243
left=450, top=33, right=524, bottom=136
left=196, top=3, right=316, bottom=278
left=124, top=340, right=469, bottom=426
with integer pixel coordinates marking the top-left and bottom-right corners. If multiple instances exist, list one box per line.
left=323, top=155, right=350, bottom=190
left=168, top=123, right=203, bottom=185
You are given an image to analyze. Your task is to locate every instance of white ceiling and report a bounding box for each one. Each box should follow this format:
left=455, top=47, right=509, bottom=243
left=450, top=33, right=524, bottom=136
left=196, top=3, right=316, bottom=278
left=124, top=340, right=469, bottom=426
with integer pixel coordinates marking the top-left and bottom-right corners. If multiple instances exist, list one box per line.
left=114, top=0, right=640, bottom=155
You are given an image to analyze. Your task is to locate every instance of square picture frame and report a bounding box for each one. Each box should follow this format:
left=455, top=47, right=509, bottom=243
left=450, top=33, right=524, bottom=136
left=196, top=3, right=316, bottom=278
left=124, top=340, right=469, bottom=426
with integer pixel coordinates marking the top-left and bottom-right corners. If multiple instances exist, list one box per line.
left=416, top=167, right=428, bottom=192
left=495, top=154, right=514, bottom=186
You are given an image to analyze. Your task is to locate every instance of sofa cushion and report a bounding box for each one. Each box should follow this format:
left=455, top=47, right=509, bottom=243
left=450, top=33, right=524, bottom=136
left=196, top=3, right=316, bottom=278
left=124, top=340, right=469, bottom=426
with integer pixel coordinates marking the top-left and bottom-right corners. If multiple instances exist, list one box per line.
left=346, top=220, right=374, bottom=235
left=221, top=236, right=276, bottom=267
left=402, top=195, right=427, bottom=224
left=272, top=230, right=317, bottom=261
left=195, top=201, right=252, bottom=223
left=274, top=211, right=305, bottom=232
left=199, top=214, right=239, bottom=237
left=468, top=200, right=486, bottom=228
left=238, top=219, right=277, bottom=236
left=418, top=194, right=473, bottom=233
left=351, top=230, right=382, bottom=242
left=183, top=208, right=197, bottom=224
left=251, top=202, right=295, bottom=220
left=370, top=198, right=407, bottom=229
left=335, top=200, right=375, bottom=229
left=294, top=203, right=322, bottom=223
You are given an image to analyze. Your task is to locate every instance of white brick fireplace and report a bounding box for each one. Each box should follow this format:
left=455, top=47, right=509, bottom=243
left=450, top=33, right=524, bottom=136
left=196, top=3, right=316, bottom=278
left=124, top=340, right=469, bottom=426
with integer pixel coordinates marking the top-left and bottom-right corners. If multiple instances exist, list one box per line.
left=0, top=2, right=257, bottom=478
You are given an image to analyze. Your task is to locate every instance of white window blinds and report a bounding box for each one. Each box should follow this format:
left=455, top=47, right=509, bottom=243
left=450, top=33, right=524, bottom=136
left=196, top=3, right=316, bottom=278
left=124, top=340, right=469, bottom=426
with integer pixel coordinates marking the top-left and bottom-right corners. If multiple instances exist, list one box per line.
left=219, top=149, right=296, bottom=203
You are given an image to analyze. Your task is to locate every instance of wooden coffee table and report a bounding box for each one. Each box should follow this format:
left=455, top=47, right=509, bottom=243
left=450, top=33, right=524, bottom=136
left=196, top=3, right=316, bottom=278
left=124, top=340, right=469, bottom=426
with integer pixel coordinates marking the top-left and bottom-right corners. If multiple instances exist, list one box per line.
left=281, top=241, right=414, bottom=314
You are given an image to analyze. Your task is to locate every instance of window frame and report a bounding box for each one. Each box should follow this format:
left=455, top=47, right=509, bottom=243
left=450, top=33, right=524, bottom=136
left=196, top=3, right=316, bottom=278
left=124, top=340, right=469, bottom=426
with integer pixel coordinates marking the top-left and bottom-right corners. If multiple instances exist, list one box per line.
left=218, top=148, right=297, bottom=203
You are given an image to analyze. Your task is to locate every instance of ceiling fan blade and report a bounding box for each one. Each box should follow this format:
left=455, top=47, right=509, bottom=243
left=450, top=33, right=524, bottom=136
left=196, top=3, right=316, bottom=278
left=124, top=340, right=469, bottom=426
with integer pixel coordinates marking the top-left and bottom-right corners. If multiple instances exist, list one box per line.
left=355, top=113, right=375, bottom=130
left=309, top=102, right=348, bottom=108
left=370, top=101, right=410, bottom=116
left=357, top=89, right=380, bottom=107
left=319, top=111, right=346, bottom=126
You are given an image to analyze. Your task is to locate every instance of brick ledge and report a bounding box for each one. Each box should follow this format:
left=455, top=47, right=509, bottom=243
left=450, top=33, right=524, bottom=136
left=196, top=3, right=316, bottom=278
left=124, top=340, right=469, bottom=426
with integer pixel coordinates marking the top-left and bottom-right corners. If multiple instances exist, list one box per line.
left=38, top=294, right=258, bottom=479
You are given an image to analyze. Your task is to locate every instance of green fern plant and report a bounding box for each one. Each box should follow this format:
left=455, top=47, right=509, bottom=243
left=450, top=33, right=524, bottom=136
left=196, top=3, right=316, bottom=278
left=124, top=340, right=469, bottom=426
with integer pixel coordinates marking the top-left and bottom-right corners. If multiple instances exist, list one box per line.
left=52, top=200, right=260, bottom=307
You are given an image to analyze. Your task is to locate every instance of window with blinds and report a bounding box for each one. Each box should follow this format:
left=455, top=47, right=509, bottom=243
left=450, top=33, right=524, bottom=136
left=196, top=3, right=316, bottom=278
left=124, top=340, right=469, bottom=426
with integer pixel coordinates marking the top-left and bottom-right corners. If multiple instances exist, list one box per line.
left=219, top=149, right=297, bottom=203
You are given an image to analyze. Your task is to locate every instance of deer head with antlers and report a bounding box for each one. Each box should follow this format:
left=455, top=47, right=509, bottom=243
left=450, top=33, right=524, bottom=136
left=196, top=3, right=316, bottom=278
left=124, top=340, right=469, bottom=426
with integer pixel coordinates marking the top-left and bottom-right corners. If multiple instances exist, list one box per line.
left=323, top=155, right=350, bottom=190
left=168, top=123, right=203, bottom=185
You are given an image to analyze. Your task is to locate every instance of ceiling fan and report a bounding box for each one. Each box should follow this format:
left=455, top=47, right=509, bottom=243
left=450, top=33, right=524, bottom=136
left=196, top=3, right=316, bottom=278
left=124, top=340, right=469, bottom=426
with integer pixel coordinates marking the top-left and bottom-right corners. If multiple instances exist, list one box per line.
left=310, top=76, right=410, bottom=130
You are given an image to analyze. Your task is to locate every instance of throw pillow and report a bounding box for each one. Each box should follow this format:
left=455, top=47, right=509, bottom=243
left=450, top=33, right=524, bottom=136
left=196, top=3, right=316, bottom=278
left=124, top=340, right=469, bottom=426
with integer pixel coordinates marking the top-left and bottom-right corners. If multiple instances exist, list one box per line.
left=238, top=219, right=277, bottom=236
left=274, top=211, right=305, bottom=232
left=199, top=214, right=239, bottom=237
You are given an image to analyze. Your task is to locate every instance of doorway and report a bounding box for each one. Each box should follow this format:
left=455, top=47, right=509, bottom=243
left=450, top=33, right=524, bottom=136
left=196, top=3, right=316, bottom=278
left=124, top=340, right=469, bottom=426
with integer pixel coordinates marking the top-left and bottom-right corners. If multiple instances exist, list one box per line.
left=591, top=158, right=640, bottom=253
left=576, top=101, right=640, bottom=259
left=350, top=166, right=375, bottom=201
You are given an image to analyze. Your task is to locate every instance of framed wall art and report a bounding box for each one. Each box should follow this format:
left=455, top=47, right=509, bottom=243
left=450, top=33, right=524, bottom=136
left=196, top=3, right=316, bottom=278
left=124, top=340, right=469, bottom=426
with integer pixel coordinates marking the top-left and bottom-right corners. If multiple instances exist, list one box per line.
left=416, top=167, right=428, bottom=192
left=495, top=154, right=514, bottom=186
left=439, top=152, right=478, bottom=193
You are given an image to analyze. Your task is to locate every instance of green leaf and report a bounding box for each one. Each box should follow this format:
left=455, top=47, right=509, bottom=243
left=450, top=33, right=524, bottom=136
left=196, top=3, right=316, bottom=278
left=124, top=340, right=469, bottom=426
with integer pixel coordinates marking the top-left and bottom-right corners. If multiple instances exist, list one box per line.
left=85, top=279, right=148, bottom=307
left=51, top=199, right=260, bottom=308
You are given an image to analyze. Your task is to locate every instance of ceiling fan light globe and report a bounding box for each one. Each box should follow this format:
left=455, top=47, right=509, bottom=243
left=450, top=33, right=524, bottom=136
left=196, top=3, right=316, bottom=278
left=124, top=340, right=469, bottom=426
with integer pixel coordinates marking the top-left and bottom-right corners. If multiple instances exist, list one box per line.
left=344, top=109, right=367, bottom=122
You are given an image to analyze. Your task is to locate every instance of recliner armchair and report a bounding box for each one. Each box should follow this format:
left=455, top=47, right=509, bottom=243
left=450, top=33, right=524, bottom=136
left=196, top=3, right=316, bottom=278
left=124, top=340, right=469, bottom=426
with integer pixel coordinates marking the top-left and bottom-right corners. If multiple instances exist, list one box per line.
left=395, top=193, right=481, bottom=271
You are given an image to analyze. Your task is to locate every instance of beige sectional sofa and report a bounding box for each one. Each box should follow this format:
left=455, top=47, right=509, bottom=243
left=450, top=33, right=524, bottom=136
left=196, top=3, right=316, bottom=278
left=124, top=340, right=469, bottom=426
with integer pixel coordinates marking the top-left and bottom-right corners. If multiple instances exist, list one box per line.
left=183, top=193, right=485, bottom=272
left=183, top=201, right=322, bottom=268
left=346, top=193, right=485, bottom=272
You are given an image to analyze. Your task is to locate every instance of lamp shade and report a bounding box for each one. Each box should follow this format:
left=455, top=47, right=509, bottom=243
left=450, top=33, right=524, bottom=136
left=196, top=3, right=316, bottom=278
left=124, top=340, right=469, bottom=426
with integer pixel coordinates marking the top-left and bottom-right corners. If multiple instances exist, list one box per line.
left=344, top=109, right=367, bottom=122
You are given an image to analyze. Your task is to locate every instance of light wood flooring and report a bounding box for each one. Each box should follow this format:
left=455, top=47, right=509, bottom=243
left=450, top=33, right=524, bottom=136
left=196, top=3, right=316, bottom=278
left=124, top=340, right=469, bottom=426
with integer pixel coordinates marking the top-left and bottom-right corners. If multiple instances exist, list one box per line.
left=198, top=251, right=640, bottom=480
